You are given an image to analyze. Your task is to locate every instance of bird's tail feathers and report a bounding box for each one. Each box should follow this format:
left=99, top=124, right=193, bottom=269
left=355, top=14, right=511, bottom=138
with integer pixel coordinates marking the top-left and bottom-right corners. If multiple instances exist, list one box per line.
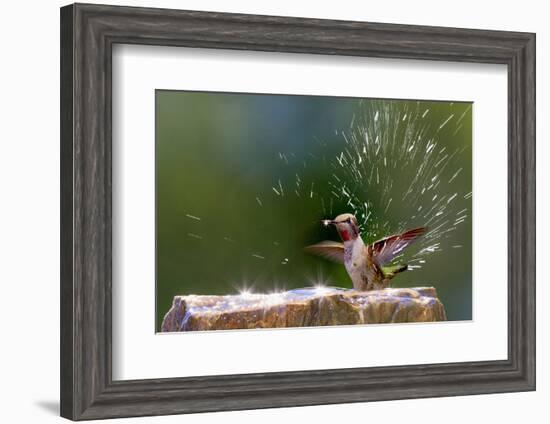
left=382, top=264, right=409, bottom=279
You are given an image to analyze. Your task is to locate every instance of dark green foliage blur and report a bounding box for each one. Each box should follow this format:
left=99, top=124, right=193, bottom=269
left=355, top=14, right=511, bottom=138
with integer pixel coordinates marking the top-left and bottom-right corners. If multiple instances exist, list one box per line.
left=156, top=91, right=472, bottom=330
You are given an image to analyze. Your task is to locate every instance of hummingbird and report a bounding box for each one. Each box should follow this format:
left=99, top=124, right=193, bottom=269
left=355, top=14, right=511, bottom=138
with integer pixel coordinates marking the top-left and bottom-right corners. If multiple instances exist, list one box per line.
left=305, top=213, right=426, bottom=291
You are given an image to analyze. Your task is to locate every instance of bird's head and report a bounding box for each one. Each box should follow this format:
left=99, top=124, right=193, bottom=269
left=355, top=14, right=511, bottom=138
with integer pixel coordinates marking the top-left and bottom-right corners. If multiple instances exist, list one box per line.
left=322, top=213, right=359, bottom=242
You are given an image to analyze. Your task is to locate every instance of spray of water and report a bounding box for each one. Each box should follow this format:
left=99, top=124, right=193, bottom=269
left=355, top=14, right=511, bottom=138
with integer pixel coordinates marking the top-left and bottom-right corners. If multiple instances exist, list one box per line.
left=270, top=99, right=472, bottom=270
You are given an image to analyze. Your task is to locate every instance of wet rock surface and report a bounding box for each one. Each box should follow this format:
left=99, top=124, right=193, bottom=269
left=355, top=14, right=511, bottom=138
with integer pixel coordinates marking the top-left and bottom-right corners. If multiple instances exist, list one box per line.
left=161, top=287, right=446, bottom=332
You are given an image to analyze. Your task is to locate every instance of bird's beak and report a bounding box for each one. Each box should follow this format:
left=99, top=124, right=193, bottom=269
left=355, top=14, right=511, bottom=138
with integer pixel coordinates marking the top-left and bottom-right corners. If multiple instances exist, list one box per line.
left=322, top=219, right=336, bottom=227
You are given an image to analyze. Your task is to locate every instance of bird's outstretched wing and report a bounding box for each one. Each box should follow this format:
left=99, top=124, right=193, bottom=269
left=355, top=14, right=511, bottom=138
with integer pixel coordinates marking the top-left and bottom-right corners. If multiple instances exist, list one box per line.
left=304, top=241, right=345, bottom=264
left=369, top=227, right=426, bottom=266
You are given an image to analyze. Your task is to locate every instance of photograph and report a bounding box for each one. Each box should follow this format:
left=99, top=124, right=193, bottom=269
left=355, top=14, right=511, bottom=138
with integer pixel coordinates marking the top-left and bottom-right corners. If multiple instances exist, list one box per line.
left=157, top=91, right=473, bottom=332
left=0, top=0, right=538, bottom=422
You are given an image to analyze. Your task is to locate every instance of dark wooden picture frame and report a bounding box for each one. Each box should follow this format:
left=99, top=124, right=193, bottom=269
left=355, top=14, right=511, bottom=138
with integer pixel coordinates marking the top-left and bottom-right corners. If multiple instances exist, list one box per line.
left=60, top=3, right=536, bottom=420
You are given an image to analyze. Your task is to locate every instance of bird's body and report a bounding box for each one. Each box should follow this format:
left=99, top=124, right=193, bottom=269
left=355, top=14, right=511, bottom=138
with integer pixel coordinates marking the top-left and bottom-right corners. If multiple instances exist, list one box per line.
left=306, top=213, right=425, bottom=291
left=344, top=237, right=383, bottom=291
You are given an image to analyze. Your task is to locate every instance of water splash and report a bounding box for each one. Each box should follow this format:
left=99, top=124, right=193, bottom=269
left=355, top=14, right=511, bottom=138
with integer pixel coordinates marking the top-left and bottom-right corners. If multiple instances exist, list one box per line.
left=269, top=99, right=472, bottom=268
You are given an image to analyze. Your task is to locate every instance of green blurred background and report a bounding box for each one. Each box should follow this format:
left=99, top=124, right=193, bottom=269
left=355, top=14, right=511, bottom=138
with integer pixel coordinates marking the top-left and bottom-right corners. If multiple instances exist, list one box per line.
left=156, top=91, right=472, bottom=330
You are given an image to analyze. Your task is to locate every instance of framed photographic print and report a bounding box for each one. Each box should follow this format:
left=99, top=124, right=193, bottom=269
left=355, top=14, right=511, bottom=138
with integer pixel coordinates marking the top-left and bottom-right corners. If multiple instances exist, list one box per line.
left=60, top=3, right=535, bottom=420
